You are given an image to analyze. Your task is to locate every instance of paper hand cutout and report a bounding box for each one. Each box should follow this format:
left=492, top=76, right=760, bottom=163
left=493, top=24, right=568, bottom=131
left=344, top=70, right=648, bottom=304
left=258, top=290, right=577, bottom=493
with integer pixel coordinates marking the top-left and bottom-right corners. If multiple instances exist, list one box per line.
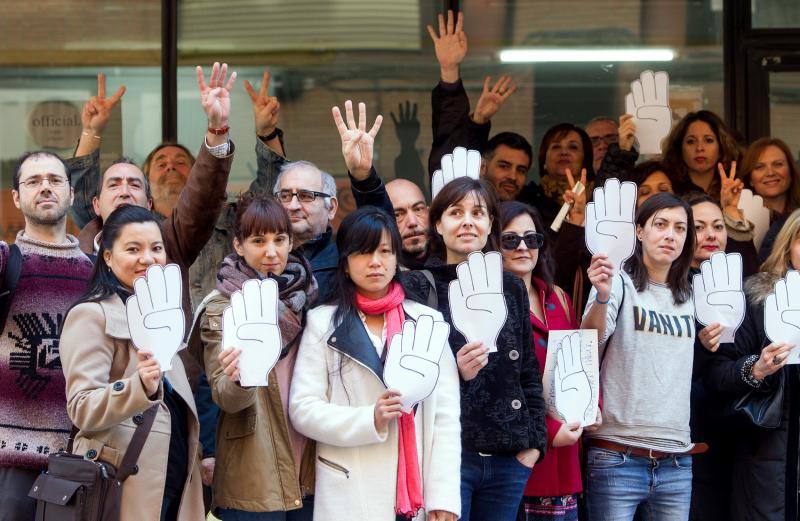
left=126, top=263, right=186, bottom=371
left=554, top=331, right=592, bottom=424
left=738, top=189, right=771, bottom=250
left=431, top=146, right=481, bottom=200
left=765, top=270, right=800, bottom=364
left=625, top=70, right=671, bottom=154
left=222, top=278, right=282, bottom=386
left=448, top=251, right=508, bottom=353
left=383, top=315, right=450, bottom=413
left=585, top=178, right=637, bottom=273
left=692, top=252, right=746, bottom=344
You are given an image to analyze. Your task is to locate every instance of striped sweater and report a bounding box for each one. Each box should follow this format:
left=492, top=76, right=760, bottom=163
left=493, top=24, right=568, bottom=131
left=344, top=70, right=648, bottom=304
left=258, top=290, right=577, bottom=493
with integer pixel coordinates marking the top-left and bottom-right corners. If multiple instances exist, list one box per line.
left=0, top=232, right=92, bottom=469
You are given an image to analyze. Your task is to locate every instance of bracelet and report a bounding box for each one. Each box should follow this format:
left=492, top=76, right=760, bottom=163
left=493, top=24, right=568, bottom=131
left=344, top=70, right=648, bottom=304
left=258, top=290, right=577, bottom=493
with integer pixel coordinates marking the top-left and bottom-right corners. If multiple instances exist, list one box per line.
left=81, top=131, right=101, bottom=140
left=741, top=354, right=762, bottom=388
left=595, top=293, right=610, bottom=305
left=207, top=125, right=230, bottom=135
left=257, top=128, right=281, bottom=142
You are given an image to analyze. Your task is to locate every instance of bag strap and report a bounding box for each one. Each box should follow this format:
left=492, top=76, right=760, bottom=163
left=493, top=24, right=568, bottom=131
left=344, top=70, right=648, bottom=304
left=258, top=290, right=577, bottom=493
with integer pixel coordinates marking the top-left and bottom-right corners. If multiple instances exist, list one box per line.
left=116, top=404, right=158, bottom=482
left=0, top=244, right=22, bottom=332
left=420, top=270, right=438, bottom=309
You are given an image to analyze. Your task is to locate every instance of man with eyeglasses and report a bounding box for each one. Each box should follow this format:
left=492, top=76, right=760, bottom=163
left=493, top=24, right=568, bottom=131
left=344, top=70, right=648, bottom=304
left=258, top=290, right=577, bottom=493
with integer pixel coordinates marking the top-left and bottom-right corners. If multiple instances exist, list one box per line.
left=585, top=117, right=619, bottom=174
left=0, top=151, right=94, bottom=519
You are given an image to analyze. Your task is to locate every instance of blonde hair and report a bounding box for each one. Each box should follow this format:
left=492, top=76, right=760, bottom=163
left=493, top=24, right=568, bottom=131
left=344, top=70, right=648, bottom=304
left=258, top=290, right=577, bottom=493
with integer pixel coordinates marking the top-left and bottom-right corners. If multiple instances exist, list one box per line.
left=761, top=208, right=800, bottom=277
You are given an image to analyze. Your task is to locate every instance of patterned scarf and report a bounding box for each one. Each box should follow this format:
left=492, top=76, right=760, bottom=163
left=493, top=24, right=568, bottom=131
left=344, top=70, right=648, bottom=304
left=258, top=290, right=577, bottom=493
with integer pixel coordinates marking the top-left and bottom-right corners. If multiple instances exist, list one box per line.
left=216, top=252, right=318, bottom=354
left=355, top=281, right=423, bottom=518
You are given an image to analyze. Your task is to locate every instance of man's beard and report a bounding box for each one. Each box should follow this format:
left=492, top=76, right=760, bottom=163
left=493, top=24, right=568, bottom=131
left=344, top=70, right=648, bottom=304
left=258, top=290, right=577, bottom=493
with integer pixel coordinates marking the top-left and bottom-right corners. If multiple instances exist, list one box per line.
left=24, top=204, right=68, bottom=226
left=402, top=235, right=427, bottom=256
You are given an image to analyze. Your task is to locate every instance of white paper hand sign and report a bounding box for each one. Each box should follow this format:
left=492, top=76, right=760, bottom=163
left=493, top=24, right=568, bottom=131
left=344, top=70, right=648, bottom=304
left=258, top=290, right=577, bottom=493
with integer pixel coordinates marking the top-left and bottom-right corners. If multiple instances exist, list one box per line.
left=765, top=270, right=800, bottom=364
left=383, top=315, right=450, bottom=413
left=222, top=278, right=283, bottom=387
left=738, top=189, right=771, bottom=250
left=126, top=263, right=186, bottom=371
left=431, top=146, right=481, bottom=200
left=448, top=251, right=508, bottom=353
left=585, top=178, right=637, bottom=273
left=625, top=70, right=671, bottom=154
left=692, top=252, right=745, bottom=344
left=554, top=331, right=593, bottom=424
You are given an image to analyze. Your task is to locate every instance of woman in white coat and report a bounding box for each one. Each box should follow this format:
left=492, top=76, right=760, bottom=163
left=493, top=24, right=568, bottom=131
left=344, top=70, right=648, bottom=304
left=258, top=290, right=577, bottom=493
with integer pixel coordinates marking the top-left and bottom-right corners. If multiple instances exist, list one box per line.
left=290, top=206, right=461, bottom=521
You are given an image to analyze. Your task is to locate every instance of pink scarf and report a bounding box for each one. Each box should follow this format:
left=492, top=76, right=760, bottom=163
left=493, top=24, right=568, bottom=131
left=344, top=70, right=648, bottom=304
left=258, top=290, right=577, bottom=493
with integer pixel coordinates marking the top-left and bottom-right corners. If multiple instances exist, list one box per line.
left=355, top=281, right=424, bottom=518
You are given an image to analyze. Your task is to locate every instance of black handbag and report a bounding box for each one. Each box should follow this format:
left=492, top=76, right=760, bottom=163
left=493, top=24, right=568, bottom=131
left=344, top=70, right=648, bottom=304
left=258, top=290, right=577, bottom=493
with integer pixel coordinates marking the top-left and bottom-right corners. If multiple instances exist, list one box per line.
left=28, top=405, right=158, bottom=521
left=732, top=370, right=784, bottom=429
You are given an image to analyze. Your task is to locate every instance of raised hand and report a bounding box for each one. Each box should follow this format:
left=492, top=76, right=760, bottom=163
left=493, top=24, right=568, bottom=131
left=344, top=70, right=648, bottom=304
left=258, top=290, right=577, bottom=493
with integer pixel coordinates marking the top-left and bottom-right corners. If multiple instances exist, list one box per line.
left=718, top=162, right=745, bottom=217
left=244, top=71, right=280, bottom=137
left=554, top=331, right=593, bottom=424
left=126, top=264, right=186, bottom=371
left=585, top=178, right=638, bottom=273
left=564, top=168, right=588, bottom=225
left=81, top=73, right=126, bottom=136
left=618, top=114, right=637, bottom=152
left=471, top=76, right=517, bottom=125
left=625, top=70, right=671, bottom=154
left=383, top=315, right=450, bottom=412
left=587, top=253, right=614, bottom=301
left=738, top=188, right=771, bottom=250
left=765, top=270, right=800, bottom=364
left=332, top=100, right=383, bottom=181
left=136, top=350, right=161, bottom=397
left=222, top=278, right=282, bottom=387
left=426, top=10, right=467, bottom=83
left=431, top=146, right=481, bottom=200
left=196, top=62, right=237, bottom=129
left=448, top=251, right=508, bottom=353
left=692, top=252, right=746, bottom=344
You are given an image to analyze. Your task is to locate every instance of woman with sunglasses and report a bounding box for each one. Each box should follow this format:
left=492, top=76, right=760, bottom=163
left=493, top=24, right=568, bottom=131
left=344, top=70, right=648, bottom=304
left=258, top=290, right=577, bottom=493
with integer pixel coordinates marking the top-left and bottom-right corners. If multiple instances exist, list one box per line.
left=498, top=202, right=586, bottom=521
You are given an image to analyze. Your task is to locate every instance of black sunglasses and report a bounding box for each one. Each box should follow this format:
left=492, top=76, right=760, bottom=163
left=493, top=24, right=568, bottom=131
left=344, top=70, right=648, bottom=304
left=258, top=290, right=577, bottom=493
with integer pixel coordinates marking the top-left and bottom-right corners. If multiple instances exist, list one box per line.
left=501, top=232, right=544, bottom=250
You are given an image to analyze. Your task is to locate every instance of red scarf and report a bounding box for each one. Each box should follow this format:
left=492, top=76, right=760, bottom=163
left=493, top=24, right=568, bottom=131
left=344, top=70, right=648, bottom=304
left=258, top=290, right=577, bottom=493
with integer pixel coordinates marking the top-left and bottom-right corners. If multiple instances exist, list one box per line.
left=355, top=281, right=424, bottom=518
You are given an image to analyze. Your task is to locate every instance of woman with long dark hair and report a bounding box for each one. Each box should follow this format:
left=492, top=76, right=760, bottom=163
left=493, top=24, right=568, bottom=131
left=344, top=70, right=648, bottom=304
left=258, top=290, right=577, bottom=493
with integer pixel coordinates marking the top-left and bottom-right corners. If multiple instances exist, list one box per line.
left=60, top=205, right=204, bottom=520
left=193, top=193, right=318, bottom=520
left=581, top=193, right=715, bottom=520
left=402, top=177, right=547, bottom=521
left=289, top=206, right=461, bottom=521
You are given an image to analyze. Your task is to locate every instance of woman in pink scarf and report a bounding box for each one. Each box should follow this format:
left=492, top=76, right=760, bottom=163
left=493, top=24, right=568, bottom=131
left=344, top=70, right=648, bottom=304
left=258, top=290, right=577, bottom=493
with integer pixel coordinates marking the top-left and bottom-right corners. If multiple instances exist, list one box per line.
left=290, top=207, right=462, bottom=521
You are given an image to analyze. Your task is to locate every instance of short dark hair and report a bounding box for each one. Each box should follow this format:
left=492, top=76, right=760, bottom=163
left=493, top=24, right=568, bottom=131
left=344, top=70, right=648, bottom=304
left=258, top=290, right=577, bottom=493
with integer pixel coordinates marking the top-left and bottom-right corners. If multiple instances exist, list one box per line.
left=13, top=151, right=70, bottom=191
left=498, top=201, right=554, bottom=291
left=538, top=123, right=595, bottom=178
left=142, top=142, right=196, bottom=178
left=97, top=157, right=153, bottom=202
left=427, top=176, right=501, bottom=260
left=233, top=192, right=293, bottom=242
left=630, top=160, right=676, bottom=186
left=624, top=193, right=695, bottom=304
left=484, top=132, right=533, bottom=168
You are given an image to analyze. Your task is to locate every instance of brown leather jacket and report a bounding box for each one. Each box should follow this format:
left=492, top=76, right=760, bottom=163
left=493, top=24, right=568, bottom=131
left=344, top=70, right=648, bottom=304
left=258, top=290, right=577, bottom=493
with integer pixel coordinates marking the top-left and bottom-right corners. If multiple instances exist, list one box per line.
left=192, top=293, right=314, bottom=512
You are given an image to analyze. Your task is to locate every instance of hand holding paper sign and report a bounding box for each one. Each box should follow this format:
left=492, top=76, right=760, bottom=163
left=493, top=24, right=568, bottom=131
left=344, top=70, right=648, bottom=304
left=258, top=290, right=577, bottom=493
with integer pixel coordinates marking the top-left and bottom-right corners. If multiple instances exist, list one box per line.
left=448, top=251, right=508, bottom=353
left=625, top=70, right=671, bottom=154
left=554, top=332, right=593, bottom=424
left=383, top=315, right=450, bottom=412
left=126, top=264, right=186, bottom=371
left=222, top=278, right=282, bottom=386
left=431, top=147, right=481, bottom=200
left=692, top=252, right=745, bottom=344
left=738, top=189, right=771, bottom=250
left=585, top=178, right=637, bottom=273
left=765, top=270, right=800, bottom=363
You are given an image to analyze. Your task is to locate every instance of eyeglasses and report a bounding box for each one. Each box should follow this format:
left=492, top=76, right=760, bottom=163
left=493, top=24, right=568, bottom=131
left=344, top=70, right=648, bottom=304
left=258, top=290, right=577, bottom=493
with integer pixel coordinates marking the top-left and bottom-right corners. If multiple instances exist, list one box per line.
left=501, top=232, right=544, bottom=250
left=590, top=134, right=619, bottom=147
left=275, top=189, right=330, bottom=203
left=19, top=176, right=68, bottom=189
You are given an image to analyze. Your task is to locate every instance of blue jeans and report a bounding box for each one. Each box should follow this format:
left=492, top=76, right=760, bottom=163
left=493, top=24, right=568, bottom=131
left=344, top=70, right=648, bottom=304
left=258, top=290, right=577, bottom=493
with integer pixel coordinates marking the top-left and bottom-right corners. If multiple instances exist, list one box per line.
left=461, top=452, right=532, bottom=521
left=218, top=497, right=313, bottom=521
left=585, top=447, right=692, bottom=521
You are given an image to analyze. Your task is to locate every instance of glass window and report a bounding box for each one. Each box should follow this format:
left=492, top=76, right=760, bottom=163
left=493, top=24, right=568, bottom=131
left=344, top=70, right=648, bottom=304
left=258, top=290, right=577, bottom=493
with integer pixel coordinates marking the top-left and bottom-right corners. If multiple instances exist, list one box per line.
left=752, top=0, right=800, bottom=29
left=769, top=71, right=800, bottom=159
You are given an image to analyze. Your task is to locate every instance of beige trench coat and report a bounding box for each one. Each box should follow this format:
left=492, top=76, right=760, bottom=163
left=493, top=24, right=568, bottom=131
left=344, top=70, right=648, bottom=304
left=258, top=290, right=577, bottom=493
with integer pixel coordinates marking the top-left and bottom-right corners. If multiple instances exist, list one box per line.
left=59, top=295, right=204, bottom=520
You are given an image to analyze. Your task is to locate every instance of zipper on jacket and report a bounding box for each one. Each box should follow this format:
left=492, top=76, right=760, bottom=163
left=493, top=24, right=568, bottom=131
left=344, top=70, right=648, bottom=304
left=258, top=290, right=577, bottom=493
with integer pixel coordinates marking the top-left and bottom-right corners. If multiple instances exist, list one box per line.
left=317, top=456, right=350, bottom=478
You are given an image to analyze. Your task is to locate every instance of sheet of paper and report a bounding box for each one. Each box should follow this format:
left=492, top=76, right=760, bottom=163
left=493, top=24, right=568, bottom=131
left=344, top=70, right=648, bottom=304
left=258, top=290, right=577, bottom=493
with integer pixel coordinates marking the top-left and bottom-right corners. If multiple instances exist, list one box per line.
left=448, top=251, right=508, bottom=353
left=764, top=270, right=800, bottom=364
left=543, top=329, right=599, bottom=427
left=625, top=70, right=671, bottom=155
left=585, top=178, right=637, bottom=274
left=738, top=189, right=771, bottom=251
left=126, top=263, right=186, bottom=371
left=431, top=146, right=481, bottom=200
left=383, top=315, right=450, bottom=412
left=222, top=278, right=282, bottom=386
left=692, top=252, right=746, bottom=344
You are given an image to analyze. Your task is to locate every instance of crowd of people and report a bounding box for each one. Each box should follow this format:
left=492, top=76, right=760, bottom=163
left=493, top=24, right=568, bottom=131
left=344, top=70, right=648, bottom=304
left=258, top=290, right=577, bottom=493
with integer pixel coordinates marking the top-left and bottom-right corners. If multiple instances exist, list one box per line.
left=3, top=9, right=800, bottom=521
